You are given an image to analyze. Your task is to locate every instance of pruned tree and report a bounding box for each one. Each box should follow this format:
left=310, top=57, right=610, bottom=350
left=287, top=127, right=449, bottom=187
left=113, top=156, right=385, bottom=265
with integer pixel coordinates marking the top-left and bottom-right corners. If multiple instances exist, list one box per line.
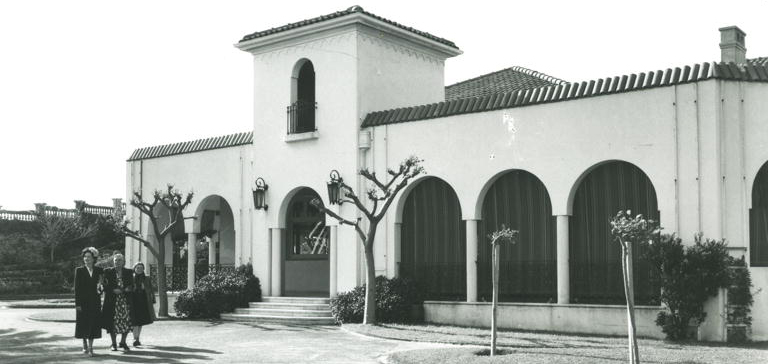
left=610, top=210, right=659, bottom=364
left=488, top=225, right=518, bottom=356
left=34, top=204, right=99, bottom=263
left=110, top=184, right=193, bottom=317
left=312, top=156, right=424, bottom=325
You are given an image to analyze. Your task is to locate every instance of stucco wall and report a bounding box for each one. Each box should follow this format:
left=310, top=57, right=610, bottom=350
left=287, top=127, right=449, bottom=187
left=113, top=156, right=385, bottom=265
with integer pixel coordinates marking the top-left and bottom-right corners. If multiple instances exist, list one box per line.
left=424, top=301, right=664, bottom=339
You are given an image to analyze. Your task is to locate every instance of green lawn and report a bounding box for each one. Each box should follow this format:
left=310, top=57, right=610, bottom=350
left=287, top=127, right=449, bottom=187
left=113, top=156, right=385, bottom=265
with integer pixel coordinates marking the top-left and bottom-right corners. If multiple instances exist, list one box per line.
left=344, top=323, right=768, bottom=364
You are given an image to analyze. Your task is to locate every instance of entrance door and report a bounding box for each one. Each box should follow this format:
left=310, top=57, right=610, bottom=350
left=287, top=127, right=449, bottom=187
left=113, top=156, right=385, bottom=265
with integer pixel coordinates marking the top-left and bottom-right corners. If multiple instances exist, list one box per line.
left=284, top=188, right=329, bottom=297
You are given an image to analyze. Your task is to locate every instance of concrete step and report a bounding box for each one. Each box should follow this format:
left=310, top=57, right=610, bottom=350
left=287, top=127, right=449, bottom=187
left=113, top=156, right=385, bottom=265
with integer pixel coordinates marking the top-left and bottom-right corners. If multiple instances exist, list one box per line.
left=262, top=296, right=330, bottom=304
left=248, top=302, right=330, bottom=311
left=234, top=308, right=332, bottom=318
left=220, top=313, right=336, bottom=325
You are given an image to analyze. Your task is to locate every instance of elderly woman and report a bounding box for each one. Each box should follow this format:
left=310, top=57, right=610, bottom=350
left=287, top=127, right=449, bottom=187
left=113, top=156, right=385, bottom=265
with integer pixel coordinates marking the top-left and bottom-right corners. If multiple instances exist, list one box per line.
left=130, top=262, right=155, bottom=346
left=74, top=247, right=103, bottom=356
left=102, top=252, right=133, bottom=351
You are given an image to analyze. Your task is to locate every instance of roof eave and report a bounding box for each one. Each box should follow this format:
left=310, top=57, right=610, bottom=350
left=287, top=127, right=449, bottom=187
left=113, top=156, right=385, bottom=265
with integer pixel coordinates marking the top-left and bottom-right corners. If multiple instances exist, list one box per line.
left=235, top=12, right=461, bottom=58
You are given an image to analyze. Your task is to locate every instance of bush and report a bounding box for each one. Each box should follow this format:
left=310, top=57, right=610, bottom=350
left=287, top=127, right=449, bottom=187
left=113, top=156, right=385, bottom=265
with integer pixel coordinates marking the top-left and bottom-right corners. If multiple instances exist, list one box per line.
left=645, top=234, right=731, bottom=340
left=330, top=276, right=423, bottom=324
left=174, top=263, right=261, bottom=319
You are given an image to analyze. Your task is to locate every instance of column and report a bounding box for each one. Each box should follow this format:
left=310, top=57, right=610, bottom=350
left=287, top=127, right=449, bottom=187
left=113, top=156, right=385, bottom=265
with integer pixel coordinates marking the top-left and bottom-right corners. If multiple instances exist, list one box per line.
left=556, top=215, right=570, bottom=304
left=186, top=233, right=197, bottom=288
left=209, top=236, right=217, bottom=265
left=466, top=219, right=479, bottom=302
left=270, top=228, right=282, bottom=296
left=393, top=222, right=402, bottom=277
left=329, top=225, right=338, bottom=297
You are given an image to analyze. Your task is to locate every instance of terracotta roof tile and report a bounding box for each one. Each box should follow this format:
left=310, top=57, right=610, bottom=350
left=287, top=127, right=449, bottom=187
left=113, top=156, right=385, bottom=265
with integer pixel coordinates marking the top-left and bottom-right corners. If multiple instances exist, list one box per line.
left=128, top=131, right=253, bottom=161
left=239, top=5, right=458, bottom=49
left=444, top=66, right=566, bottom=101
left=362, top=60, right=768, bottom=128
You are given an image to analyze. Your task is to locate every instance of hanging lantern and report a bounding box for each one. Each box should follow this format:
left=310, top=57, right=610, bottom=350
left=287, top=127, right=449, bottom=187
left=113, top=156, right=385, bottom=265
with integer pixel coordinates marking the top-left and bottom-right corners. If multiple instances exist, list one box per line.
left=252, top=177, right=268, bottom=210
left=326, top=170, right=343, bottom=205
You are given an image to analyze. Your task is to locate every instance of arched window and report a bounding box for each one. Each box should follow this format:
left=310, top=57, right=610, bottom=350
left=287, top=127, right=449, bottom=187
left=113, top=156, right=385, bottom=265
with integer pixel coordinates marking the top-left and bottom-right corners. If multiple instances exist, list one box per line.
left=400, top=177, right=466, bottom=300
left=569, top=161, right=660, bottom=305
left=750, top=162, right=768, bottom=266
left=477, top=170, right=556, bottom=303
left=288, top=60, right=316, bottom=134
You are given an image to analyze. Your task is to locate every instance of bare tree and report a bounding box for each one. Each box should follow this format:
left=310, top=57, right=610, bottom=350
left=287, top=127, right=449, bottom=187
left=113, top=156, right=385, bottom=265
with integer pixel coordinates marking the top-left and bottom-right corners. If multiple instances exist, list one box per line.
left=34, top=204, right=99, bottom=263
left=312, top=156, right=424, bottom=325
left=610, top=210, right=659, bottom=364
left=111, top=185, right=193, bottom=317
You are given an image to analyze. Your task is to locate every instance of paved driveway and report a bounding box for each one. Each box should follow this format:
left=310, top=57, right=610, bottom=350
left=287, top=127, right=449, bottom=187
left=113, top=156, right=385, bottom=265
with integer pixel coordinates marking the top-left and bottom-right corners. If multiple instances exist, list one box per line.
left=0, top=305, right=449, bottom=363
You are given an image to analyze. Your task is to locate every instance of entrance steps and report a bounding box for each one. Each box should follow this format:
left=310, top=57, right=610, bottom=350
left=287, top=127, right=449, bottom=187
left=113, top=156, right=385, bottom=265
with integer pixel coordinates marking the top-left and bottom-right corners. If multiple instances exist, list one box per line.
left=220, top=296, right=335, bottom=325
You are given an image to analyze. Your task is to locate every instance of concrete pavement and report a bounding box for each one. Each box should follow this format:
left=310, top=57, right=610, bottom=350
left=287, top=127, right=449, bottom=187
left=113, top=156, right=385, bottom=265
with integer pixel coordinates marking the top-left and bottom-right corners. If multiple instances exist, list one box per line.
left=0, top=304, right=450, bottom=363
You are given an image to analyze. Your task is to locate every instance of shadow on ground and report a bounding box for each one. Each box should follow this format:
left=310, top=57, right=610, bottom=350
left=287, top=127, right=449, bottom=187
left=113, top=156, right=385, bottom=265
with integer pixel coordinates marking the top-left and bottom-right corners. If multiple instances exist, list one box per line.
left=0, top=328, right=222, bottom=364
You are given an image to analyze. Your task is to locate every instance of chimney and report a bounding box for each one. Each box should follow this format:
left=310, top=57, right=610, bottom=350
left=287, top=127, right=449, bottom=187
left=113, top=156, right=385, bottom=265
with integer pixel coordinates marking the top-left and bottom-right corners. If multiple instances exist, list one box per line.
left=719, top=26, right=746, bottom=64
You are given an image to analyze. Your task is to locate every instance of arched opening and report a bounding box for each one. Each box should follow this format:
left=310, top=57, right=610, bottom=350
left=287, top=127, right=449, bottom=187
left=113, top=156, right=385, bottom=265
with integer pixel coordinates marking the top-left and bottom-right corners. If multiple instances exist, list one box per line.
left=750, top=161, right=768, bottom=266
left=569, top=161, right=660, bottom=305
left=289, top=60, right=316, bottom=134
left=400, top=177, right=466, bottom=300
left=185, top=195, right=237, bottom=284
left=283, top=187, right=329, bottom=296
left=148, top=203, right=190, bottom=291
left=478, top=170, right=556, bottom=302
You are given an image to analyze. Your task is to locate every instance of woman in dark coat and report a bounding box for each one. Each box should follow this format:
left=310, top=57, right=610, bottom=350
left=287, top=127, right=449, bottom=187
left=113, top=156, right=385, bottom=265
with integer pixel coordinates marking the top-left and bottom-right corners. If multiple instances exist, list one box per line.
left=130, top=262, right=155, bottom=346
left=74, top=247, right=103, bottom=356
left=102, top=252, right=133, bottom=351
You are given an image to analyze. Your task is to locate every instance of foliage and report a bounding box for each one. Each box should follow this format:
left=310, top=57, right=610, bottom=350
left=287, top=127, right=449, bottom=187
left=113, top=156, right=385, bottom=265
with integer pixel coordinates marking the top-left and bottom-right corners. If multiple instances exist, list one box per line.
left=644, top=234, right=732, bottom=340
left=330, top=276, right=423, bottom=324
left=174, top=264, right=261, bottom=319
left=610, top=210, right=659, bottom=246
left=726, top=257, right=754, bottom=343
left=0, top=232, right=45, bottom=266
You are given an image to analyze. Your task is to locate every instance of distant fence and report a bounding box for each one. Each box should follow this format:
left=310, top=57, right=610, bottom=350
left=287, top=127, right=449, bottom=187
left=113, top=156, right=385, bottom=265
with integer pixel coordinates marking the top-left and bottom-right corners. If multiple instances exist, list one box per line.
left=0, top=200, right=123, bottom=222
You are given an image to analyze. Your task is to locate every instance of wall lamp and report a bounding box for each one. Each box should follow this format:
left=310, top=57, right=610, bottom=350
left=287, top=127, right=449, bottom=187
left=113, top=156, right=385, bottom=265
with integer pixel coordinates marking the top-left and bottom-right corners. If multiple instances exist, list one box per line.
left=252, top=177, right=268, bottom=210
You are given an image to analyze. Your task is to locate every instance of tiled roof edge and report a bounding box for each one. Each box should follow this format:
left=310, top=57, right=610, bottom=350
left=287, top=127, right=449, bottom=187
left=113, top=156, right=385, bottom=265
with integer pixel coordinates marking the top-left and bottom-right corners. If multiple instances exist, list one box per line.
left=362, top=61, right=768, bottom=128
left=446, top=65, right=568, bottom=90
left=128, top=131, right=253, bottom=161
left=239, top=6, right=458, bottom=49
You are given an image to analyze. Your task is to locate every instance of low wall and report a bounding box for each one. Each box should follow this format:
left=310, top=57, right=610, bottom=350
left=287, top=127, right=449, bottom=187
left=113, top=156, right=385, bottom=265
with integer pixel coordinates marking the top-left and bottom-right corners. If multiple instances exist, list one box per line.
left=750, top=267, right=768, bottom=341
left=424, top=301, right=664, bottom=339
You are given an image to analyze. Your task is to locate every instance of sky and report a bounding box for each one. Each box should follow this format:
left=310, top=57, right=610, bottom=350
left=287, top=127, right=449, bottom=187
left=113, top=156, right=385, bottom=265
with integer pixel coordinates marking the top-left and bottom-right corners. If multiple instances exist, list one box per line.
left=1, top=0, right=766, bottom=211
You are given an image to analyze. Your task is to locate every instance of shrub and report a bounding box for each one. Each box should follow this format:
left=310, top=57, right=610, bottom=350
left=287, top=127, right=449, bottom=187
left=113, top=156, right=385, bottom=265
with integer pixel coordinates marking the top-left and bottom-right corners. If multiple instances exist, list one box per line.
left=644, top=234, right=731, bottom=340
left=174, top=263, right=261, bottom=319
left=330, top=276, right=423, bottom=324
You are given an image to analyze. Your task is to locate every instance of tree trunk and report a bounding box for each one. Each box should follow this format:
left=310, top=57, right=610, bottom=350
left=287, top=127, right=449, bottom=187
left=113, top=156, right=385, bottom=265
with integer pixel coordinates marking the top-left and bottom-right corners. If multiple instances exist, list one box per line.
left=491, top=243, right=500, bottom=356
left=363, top=242, right=377, bottom=325
left=50, top=243, right=56, bottom=263
left=621, top=242, right=640, bottom=364
left=156, top=235, right=169, bottom=317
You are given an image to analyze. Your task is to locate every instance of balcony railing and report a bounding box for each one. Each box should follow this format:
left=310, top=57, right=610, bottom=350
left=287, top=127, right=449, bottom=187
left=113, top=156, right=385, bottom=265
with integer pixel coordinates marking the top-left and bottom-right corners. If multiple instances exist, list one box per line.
left=286, top=100, right=317, bottom=134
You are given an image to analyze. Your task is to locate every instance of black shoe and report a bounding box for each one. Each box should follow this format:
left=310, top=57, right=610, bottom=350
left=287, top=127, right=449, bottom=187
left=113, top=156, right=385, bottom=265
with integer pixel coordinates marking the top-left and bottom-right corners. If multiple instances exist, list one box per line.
left=119, top=342, right=130, bottom=352
left=110, top=344, right=118, bottom=351
left=133, top=340, right=142, bottom=347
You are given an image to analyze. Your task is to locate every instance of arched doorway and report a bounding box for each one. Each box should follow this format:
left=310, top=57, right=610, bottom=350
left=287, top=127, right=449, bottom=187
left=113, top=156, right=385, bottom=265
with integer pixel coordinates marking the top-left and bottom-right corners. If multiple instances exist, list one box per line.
left=750, top=161, right=768, bottom=266
left=569, top=161, right=660, bottom=305
left=400, top=177, right=466, bottom=300
left=283, top=188, right=329, bottom=296
left=195, top=195, right=236, bottom=269
left=478, top=170, right=556, bottom=302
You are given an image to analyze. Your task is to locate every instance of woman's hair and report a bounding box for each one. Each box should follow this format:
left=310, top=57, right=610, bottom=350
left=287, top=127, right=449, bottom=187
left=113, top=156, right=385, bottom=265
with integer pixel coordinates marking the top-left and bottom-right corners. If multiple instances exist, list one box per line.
left=112, top=252, right=125, bottom=261
left=133, top=261, right=145, bottom=271
left=81, top=247, right=99, bottom=259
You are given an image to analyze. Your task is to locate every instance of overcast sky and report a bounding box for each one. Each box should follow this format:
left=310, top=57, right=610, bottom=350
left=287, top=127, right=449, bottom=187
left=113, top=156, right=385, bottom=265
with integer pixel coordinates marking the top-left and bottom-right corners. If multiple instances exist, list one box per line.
left=1, top=0, right=766, bottom=211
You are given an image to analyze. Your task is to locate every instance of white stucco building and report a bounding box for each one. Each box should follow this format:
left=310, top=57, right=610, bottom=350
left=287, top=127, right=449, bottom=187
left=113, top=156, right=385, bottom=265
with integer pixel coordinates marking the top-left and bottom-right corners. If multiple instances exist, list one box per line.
left=124, top=6, right=768, bottom=340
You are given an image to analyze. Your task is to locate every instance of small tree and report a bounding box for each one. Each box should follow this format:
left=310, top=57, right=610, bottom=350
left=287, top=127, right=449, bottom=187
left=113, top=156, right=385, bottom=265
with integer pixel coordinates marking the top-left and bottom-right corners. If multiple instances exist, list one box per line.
left=610, top=210, right=658, bottom=364
left=312, top=156, right=424, bottom=325
left=111, top=184, right=193, bottom=317
left=488, top=225, right=518, bottom=357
